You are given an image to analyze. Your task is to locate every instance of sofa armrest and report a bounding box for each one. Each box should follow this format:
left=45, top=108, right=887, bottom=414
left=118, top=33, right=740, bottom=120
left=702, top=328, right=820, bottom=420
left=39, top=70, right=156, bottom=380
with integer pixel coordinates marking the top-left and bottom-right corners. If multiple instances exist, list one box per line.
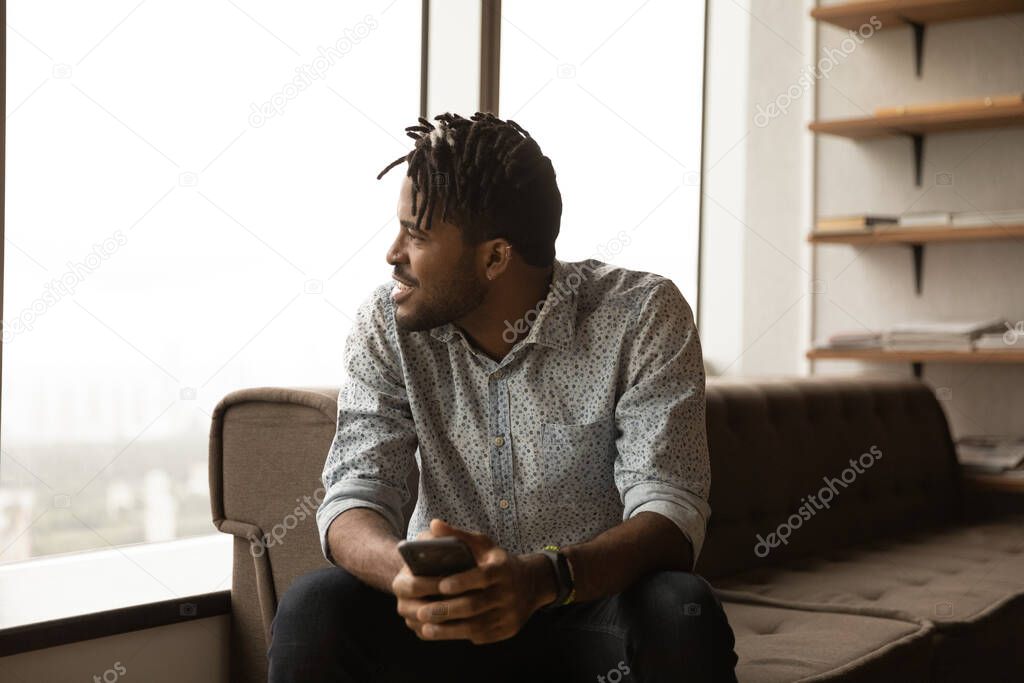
left=207, top=386, right=340, bottom=655
left=208, top=385, right=340, bottom=542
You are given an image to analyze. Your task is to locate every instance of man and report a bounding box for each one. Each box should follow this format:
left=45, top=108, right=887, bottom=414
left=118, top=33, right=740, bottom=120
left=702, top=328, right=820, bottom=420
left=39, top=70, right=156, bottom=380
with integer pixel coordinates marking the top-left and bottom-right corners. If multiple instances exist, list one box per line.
left=268, top=112, right=738, bottom=682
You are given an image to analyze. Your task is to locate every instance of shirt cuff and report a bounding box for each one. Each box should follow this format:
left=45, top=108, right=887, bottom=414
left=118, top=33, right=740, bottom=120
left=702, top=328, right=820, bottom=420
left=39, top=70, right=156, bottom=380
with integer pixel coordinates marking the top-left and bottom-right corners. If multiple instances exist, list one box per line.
left=316, top=479, right=407, bottom=565
left=622, top=482, right=710, bottom=572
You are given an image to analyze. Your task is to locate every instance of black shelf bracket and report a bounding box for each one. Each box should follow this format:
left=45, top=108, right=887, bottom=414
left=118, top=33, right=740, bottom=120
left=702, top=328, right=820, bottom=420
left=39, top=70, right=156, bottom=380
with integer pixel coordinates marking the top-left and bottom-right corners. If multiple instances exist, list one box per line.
left=911, top=243, right=925, bottom=294
left=910, top=133, right=924, bottom=186
left=912, top=361, right=923, bottom=378
left=908, top=20, right=926, bottom=77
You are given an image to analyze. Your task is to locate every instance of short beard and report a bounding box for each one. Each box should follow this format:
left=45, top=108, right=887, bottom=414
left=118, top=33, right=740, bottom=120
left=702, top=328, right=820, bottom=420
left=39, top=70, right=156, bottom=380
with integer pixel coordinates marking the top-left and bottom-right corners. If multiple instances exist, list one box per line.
left=394, top=247, right=487, bottom=332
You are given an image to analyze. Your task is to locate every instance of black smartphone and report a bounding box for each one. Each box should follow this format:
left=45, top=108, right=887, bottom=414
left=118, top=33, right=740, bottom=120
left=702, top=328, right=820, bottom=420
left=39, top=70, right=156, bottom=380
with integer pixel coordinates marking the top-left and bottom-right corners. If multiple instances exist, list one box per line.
left=397, top=537, right=477, bottom=577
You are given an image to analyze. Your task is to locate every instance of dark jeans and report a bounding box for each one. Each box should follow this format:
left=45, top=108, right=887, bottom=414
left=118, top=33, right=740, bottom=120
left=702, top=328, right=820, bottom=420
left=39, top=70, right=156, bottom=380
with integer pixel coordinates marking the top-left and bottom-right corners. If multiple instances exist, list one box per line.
left=268, top=565, right=739, bottom=683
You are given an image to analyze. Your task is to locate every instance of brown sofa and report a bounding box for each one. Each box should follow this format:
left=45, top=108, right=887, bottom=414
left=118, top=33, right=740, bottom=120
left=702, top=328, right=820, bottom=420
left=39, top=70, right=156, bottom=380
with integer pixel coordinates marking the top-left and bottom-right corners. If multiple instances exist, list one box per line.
left=209, top=377, right=1024, bottom=682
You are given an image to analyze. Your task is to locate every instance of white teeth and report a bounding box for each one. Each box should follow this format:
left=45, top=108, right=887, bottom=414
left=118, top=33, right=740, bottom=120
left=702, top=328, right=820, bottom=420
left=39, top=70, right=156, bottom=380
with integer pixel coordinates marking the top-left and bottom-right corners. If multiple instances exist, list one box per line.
left=394, top=281, right=412, bottom=291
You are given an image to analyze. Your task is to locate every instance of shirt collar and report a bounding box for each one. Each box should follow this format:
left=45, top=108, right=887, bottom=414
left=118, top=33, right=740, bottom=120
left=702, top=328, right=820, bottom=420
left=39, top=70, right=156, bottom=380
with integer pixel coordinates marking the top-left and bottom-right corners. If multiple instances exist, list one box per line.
left=429, top=257, right=577, bottom=351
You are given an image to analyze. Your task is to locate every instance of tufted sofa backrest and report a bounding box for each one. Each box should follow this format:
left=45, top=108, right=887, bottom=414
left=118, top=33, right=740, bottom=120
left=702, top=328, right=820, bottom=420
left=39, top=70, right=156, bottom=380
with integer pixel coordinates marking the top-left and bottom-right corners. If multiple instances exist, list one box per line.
left=695, top=377, right=964, bottom=579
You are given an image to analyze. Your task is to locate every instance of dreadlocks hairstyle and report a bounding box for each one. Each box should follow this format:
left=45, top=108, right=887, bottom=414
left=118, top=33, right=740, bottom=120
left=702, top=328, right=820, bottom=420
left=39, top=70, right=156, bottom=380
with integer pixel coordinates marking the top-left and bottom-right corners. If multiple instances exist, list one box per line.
left=376, top=111, right=562, bottom=267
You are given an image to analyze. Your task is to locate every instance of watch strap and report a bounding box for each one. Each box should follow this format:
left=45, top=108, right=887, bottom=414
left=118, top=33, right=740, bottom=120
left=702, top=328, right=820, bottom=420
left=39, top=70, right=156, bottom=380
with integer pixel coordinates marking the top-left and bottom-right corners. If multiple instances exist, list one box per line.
left=540, top=544, right=575, bottom=609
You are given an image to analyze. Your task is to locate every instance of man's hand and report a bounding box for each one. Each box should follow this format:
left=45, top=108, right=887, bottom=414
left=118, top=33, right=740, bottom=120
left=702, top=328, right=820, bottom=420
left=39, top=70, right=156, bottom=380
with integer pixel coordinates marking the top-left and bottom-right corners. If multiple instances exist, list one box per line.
left=391, top=518, right=556, bottom=645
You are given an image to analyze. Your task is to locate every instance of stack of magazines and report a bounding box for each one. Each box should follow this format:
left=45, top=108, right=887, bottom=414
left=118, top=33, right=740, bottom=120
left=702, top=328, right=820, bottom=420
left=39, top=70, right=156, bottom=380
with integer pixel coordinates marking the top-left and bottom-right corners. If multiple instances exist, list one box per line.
left=975, top=322, right=1024, bottom=351
left=894, top=209, right=1024, bottom=229
left=823, top=331, right=883, bottom=349
left=951, top=208, right=1024, bottom=228
left=956, top=435, right=1024, bottom=475
left=882, top=319, right=1005, bottom=352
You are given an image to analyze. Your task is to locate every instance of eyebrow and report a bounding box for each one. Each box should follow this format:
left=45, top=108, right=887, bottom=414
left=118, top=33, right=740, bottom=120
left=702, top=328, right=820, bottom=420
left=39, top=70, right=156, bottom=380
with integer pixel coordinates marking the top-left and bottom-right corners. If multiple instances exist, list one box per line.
left=400, top=219, right=428, bottom=236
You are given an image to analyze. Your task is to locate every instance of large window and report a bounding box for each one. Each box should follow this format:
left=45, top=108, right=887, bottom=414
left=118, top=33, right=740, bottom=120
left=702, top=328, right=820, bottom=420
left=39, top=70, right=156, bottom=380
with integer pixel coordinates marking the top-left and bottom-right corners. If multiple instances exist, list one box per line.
left=2, top=0, right=707, bottom=568
left=499, top=0, right=706, bottom=304
left=2, top=0, right=421, bottom=564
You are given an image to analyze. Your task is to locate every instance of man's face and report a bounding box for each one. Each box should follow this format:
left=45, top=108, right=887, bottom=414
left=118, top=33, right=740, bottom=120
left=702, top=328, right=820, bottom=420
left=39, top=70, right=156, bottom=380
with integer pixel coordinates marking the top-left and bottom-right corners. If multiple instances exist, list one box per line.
left=386, top=176, right=489, bottom=332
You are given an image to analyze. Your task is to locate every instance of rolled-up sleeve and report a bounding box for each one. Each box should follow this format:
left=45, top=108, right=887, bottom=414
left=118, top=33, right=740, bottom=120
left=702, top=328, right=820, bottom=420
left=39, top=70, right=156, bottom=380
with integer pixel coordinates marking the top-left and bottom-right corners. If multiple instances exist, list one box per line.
left=614, top=280, right=711, bottom=571
left=316, top=286, right=418, bottom=565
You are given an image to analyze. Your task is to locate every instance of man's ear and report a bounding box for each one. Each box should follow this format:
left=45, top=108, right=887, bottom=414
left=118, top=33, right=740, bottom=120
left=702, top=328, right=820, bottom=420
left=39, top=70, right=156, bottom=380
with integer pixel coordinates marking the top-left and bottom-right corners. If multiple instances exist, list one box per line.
left=484, top=240, right=513, bottom=281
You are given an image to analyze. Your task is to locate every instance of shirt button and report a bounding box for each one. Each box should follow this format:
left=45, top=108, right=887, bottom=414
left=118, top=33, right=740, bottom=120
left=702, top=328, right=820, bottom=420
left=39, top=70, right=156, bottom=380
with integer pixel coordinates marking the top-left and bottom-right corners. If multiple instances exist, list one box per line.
left=494, top=435, right=505, bottom=447
left=499, top=499, right=510, bottom=509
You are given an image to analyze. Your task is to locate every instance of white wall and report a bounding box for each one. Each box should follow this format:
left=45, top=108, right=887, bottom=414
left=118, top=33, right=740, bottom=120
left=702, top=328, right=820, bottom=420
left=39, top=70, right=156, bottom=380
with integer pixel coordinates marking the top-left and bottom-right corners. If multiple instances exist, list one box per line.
left=699, top=0, right=814, bottom=377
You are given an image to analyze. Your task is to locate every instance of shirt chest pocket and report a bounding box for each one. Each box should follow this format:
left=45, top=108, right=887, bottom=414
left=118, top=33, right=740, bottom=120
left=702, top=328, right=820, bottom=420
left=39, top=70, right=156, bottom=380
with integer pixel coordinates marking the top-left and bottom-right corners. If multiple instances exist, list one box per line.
left=539, top=415, right=618, bottom=502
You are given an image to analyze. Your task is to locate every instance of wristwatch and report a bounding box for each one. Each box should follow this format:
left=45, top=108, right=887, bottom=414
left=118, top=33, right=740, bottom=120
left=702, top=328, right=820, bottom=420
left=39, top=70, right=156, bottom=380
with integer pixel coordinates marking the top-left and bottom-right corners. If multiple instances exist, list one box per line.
left=539, top=544, right=576, bottom=608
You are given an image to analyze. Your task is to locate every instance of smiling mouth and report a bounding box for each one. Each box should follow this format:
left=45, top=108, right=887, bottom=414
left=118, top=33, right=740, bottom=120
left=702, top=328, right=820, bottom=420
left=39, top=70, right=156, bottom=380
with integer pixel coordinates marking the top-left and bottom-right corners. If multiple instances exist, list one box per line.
left=391, top=279, right=415, bottom=302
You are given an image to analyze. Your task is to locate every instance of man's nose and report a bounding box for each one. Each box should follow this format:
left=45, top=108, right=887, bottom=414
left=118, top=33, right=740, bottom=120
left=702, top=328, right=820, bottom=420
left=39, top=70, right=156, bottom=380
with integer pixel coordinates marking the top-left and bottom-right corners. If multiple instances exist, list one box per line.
left=386, top=232, right=406, bottom=265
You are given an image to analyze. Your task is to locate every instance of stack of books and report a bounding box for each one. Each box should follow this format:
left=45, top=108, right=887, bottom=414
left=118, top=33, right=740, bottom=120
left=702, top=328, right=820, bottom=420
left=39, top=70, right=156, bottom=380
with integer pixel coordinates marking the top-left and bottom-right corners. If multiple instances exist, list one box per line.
left=956, top=435, right=1024, bottom=475
left=897, top=211, right=951, bottom=229
left=814, top=215, right=897, bottom=235
left=891, top=209, right=1024, bottom=230
left=951, top=208, right=1024, bottom=228
left=882, top=319, right=1006, bottom=352
left=815, top=207, right=1024, bottom=236
left=822, top=331, right=883, bottom=349
left=975, top=323, right=1024, bottom=351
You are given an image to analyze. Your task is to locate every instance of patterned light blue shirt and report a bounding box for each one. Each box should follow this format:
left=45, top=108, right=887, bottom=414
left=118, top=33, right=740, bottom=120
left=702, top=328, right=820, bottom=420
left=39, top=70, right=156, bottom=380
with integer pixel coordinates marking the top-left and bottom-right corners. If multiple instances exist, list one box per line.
left=317, top=258, right=711, bottom=571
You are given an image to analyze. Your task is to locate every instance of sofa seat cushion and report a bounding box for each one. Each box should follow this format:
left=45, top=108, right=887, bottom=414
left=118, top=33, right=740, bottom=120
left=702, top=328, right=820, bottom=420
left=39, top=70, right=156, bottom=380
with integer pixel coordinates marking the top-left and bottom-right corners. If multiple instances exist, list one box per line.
left=723, top=599, right=933, bottom=682
left=716, top=513, right=1024, bottom=624
left=718, top=513, right=1024, bottom=681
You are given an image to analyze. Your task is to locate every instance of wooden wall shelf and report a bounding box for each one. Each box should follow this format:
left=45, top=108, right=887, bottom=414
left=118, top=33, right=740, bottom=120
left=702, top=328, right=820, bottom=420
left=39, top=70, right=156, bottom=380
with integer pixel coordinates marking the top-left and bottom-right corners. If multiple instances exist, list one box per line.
left=964, top=470, right=1024, bottom=494
left=811, top=1, right=1024, bottom=75
left=807, top=348, right=1024, bottom=377
left=811, top=1, right=1024, bottom=32
left=809, top=224, right=1024, bottom=245
left=810, top=224, right=1024, bottom=294
left=809, top=102, right=1024, bottom=186
left=809, top=102, right=1024, bottom=139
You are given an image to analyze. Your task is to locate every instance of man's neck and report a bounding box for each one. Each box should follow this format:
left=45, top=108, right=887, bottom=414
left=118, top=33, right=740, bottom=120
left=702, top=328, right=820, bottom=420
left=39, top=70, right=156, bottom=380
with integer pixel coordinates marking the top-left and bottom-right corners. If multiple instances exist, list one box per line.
left=456, top=265, right=555, bottom=363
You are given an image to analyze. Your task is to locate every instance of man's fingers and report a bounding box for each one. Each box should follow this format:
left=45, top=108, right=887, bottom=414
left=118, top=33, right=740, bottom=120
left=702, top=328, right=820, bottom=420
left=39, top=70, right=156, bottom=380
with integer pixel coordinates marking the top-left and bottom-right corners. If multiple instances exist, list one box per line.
left=415, top=589, right=496, bottom=623
left=396, top=597, right=436, bottom=621
left=429, top=519, right=494, bottom=559
left=392, top=572, right=442, bottom=599
left=438, top=559, right=502, bottom=595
